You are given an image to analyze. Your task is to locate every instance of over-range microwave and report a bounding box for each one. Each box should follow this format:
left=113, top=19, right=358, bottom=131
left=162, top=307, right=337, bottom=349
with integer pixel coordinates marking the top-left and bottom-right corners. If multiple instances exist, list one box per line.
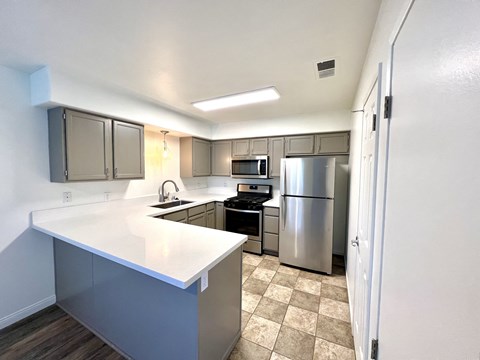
left=231, top=156, right=269, bottom=179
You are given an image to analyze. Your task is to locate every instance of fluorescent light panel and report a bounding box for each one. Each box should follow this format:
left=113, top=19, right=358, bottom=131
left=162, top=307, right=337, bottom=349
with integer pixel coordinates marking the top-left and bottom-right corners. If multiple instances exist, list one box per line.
left=192, top=87, right=280, bottom=111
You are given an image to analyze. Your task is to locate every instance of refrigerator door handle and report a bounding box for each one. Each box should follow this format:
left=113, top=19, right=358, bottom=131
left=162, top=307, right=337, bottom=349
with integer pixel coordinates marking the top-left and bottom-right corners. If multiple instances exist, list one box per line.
left=282, top=162, right=287, bottom=195
left=282, top=196, right=286, bottom=231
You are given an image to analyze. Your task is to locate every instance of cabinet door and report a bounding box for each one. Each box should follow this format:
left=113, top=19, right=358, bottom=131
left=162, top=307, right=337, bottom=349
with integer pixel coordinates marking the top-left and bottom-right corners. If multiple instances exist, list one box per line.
left=207, top=210, right=215, bottom=228
left=315, top=133, right=350, bottom=154
left=215, top=202, right=224, bottom=230
left=65, top=110, right=112, bottom=181
left=232, top=139, right=250, bottom=157
left=264, top=215, right=279, bottom=234
left=211, top=141, right=231, bottom=176
left=189, top=213, right=206, bottom=227
left=193, top=138, right=211, bottom=176
left=268, top=137, right=284, bottom=177
left=113, top=121, right=145, bottom=179
left=285, top=135, right=315, bottom=155
left=250, top=138, right=269, bottom=155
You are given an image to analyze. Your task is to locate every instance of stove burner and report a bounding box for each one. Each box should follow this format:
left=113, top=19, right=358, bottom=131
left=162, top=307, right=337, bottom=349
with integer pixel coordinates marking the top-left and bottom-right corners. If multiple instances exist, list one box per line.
left=224, top=184, right=272, bottom=210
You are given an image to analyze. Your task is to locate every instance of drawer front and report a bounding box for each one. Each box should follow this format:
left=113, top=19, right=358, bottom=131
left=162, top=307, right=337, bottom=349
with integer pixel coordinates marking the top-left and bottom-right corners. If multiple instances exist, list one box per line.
left=189, top=213, right=206, bottom=227
left=264, top=215, right=279, bottom=234
left=163, top=210, right=188, bottom=222
left=243, top=240, right=261, bottom=254
left=263, top=233, right=279, bottom=252
left=188, top=205, right=206, bottom=217
left=264, top=207, right=279, bottom=216
left=206, top=202, right=215, bottom=211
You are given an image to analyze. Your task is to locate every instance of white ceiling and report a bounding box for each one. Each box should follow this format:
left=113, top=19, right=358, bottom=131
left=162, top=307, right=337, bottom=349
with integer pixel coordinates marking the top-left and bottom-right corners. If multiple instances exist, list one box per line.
left=0, top=0, right=380, bottom=124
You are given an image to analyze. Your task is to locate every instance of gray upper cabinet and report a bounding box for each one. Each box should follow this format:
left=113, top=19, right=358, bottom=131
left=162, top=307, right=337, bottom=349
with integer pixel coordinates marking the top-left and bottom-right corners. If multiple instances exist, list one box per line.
left=48, top=108, right=112, bottom=182
left=232, top=138, right=268, bottom=157
left=47, top=108, right=145, bottom=183
left=211, top=141, right=231, bottom=176
left=268, top=137, right=285, bottom=177
left=232, top=139, right=250, bottom=157
left=284, top=135, right=315, bottom=155
left=315, top=132, right=350, bottom=154
left=113, top=121, right=145, bottom=179
left=180, top=137, right=211, bottom=177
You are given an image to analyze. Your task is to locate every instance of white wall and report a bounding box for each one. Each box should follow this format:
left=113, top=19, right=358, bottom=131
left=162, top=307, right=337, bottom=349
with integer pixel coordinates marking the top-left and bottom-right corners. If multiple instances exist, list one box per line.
left=349, top=0, right=480, bottom=358
left=0, top=65, right=207, bottom=329
left=211, top=109, right=351, bottom=140
left=31, top=66, right=213, bottom=139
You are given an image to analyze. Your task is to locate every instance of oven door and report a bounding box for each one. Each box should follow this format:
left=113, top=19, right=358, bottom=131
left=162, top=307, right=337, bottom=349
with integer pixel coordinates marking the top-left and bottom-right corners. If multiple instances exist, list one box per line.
left=224, top=207, right=262, bottom=241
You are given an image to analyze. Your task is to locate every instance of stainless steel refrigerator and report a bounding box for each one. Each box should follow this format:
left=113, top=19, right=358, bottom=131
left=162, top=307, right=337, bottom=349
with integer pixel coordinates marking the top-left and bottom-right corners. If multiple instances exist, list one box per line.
left=279, top=157, right=335, bottom=274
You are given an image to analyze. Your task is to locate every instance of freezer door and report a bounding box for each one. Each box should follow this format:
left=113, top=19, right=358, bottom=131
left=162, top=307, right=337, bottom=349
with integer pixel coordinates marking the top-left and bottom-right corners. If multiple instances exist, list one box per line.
left=279, top=196, right=333, bottom=273
left=280, top=157, right=335, bottom=198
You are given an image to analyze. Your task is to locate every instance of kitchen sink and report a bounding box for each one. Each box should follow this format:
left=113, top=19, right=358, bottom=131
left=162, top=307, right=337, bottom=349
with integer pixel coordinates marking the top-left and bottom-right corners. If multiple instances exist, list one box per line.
left=150, top=200, right=194, bottom=209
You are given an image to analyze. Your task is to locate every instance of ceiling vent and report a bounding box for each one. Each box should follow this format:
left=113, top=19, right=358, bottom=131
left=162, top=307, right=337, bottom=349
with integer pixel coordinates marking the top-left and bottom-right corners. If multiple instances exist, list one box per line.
left=316, top=59, right=335, bottom=79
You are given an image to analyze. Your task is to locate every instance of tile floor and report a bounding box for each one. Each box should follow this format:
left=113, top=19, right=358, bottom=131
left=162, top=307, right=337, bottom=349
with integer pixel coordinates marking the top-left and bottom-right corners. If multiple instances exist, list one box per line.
left=229, top=253, right=355, bottom=360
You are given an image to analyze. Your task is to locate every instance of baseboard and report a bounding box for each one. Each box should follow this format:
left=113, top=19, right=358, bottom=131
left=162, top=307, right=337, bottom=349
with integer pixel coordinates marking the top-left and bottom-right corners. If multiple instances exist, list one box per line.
left=0, top=295, right=56, bottom=330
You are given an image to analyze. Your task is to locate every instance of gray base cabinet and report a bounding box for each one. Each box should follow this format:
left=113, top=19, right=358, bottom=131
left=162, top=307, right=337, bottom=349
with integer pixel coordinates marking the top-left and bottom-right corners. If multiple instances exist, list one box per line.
left=161, top=203, right=217, bottom=230
left=215, top=202, right=224, bottom=230
left=54, top=239, right=241, bottom=360
left=47, top=108, right=144, bottom=182
left=207, top=203, right=215, bottom=228
left=263, top=207, right=279, bottom=255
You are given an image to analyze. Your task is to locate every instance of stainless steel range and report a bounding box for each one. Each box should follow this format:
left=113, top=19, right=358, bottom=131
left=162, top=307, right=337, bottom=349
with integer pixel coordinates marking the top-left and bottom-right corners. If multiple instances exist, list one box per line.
left=224, top=184, right=272, bottom=255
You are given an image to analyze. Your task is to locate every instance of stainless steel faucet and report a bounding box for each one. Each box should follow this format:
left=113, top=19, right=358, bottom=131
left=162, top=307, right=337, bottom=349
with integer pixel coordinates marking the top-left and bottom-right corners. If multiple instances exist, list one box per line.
left=159, top=180, right=180, bottom=202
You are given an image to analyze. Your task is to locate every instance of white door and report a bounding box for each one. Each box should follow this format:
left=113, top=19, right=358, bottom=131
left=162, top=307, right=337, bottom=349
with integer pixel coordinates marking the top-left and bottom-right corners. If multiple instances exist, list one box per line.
left=352, top=79, right=379, bottom=360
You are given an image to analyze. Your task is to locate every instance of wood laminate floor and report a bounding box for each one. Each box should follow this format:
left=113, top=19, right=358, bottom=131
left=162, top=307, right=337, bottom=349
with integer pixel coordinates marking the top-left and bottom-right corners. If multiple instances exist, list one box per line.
left=0, top=306, right=124, bottom=360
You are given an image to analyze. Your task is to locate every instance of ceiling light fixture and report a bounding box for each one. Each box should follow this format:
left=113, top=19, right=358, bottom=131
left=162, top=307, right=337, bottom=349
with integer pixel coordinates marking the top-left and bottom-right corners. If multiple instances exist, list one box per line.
left=161, top=130, right=169, bottom=158
left=192, top=87, right=280, bottom=112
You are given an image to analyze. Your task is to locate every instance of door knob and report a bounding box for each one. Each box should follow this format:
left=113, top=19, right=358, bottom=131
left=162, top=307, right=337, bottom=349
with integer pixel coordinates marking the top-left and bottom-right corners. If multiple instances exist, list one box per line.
left=351, top=236, right=359, bottom=247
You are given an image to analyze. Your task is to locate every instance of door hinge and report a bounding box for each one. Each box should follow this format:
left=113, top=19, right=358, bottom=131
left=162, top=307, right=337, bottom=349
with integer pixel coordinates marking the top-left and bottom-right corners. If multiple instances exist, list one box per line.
left=384, top=96, right=392, bottom=119
left=371, top=339, right=379, bottom=360
left=64, top=169, right=68, bottom=177
left=372, top=114, right=377, bottom=132
left=63, top=112, right=66, bottom=120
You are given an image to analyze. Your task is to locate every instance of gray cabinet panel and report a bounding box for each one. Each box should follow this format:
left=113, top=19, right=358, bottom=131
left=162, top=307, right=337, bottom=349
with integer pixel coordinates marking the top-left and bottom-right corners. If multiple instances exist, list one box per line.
left=264, top=233, right=279, bottom=253
left=113, top=121, right=144, bottom=179
left=285, top=135, right=315, bottom=155
left=232, top=139, right=250, bottom=157
left=207, top=210, right=215, bottom=229
left=264, top=215, right=279, bottom=234
left=250, top=138, right=268, bottom=155
left=189, top=213, right=207, bottom=227
left=180, top=137, right=211, bottom=177
left=211, top=141, right=231, bottom=176
left=163, top=210, right=188, bottom=222
left=263, top=206, right=279, bottom=255
left=232, top=138, right=268, bottom=157
left=65, top=110, right=112, bottom=181
left=48, top=108, right=144, bottom=183
left=216, top=202, right=224, bottom=230
left=315, top=132, right=350, bottom=154
left=268, top=137, right=284, bottom=177
left=188, top=205, right=206, bottom=217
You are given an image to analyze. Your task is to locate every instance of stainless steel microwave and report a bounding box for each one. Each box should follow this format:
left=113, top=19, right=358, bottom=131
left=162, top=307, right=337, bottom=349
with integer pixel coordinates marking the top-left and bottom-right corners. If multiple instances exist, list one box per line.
left=231, top=156, right=269, bottom=179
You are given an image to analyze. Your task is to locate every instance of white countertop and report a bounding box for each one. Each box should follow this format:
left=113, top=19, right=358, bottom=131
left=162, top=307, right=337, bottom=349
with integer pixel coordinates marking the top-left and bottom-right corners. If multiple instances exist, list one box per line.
left=31, top=192, right=246, bottom=289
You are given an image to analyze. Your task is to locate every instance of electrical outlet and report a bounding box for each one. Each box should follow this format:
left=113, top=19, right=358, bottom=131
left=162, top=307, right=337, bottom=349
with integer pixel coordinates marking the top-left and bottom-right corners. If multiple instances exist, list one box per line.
left=63, top=192, right=72, bottom=203
left=223, top=181, right=228, bottom=187
left=104, top=192, right=111, bottom=201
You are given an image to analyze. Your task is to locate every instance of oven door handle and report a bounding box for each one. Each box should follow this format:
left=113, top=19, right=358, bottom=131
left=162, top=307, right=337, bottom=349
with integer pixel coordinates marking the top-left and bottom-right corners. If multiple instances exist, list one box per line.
left=224, top=207, right=261, bottom=214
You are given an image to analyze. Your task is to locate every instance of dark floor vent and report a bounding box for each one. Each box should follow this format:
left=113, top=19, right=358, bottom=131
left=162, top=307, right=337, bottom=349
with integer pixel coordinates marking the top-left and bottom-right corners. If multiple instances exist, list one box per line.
left=317, top=59, right=335, bottom=79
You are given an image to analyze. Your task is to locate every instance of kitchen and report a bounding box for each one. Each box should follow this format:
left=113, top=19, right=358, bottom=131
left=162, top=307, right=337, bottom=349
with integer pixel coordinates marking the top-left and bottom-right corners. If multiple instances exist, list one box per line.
left=1, top=1, right=479, bottom=360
